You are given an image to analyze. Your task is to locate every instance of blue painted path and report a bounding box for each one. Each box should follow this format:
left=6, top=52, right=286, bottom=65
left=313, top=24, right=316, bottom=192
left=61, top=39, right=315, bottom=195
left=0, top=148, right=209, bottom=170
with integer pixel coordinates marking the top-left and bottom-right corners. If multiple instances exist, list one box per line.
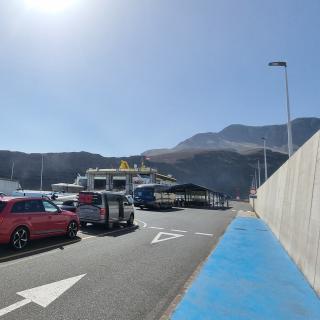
left=172, top=217, right=320, bottom=320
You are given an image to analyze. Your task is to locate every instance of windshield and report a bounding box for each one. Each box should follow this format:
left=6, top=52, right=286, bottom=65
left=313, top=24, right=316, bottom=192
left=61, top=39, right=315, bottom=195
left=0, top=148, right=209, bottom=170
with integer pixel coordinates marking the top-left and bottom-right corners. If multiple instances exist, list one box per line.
left=134, top=188, right=154, bottom=198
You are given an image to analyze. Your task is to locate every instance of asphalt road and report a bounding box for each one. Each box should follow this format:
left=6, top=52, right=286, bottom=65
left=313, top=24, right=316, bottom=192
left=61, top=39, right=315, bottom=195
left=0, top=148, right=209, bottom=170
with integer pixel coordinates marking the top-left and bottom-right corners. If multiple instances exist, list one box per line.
left=0, top=202, right=251, bottom=320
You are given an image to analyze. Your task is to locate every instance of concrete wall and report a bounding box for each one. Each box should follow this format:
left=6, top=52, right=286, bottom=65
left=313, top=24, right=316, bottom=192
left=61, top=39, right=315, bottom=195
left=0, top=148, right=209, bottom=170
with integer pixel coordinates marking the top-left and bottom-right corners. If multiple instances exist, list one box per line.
left=252, top=130, right=320, bottom=295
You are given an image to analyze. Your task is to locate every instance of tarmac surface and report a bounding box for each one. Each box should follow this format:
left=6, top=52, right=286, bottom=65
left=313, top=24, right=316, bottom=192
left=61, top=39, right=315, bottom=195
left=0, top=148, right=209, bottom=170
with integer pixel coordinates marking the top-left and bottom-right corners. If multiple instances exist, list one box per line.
left=0, top=202, right=244, bottom=320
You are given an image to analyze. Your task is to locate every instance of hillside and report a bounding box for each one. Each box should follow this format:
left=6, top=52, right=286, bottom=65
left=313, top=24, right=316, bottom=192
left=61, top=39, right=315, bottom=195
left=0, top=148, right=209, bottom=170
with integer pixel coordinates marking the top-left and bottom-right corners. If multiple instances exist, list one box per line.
left=0, top=149, right=287, bottom=198
left=143, top=117, right=320, bottom=156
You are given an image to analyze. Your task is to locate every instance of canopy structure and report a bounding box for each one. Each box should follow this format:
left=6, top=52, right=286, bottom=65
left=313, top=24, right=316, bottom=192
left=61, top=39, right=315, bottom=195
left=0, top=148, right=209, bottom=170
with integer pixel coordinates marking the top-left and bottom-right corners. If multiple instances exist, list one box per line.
left=168, top=183, right=229, bottom=208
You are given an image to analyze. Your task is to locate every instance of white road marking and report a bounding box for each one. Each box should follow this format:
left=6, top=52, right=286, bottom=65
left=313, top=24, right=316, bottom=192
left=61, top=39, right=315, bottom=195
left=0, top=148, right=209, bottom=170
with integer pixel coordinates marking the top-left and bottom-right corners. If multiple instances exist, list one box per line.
left=0, top=274, right=86, bottom=317
left=135, top=219, right=147, bottom=228
left=149, top=227, right=164, bottom=230
left=151, top=232, right=184, bottom=244
left=194, top=232, right=213, bottom=237
left=81, top=235, right=96, bottom=240
left=171, top=229, right=188, bottom=233
left=231, top=210, right=236, bottom=212
left=0, top=298, right=31, bottom=317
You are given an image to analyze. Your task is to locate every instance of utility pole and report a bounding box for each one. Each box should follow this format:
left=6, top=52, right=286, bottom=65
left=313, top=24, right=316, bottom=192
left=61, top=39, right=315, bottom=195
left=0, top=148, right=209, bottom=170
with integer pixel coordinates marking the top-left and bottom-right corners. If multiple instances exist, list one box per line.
left=10, top=161, right=15, bottom=180
left=262, top=137, right=268, bottom=181
left=257, top=160, right=261, bottom=187
left=268, top=61, right=293, bottom=157
left=40, top=154, right=44, bottom=191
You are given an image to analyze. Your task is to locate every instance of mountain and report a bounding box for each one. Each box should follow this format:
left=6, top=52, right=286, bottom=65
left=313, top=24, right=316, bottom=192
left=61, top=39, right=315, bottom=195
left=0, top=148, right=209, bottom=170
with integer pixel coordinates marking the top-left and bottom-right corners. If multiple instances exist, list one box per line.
left=0, top=149, right=287, bottom=199
left=143, top=117, right=320, bottom=156
left=0, top=117, right=318, bottom=199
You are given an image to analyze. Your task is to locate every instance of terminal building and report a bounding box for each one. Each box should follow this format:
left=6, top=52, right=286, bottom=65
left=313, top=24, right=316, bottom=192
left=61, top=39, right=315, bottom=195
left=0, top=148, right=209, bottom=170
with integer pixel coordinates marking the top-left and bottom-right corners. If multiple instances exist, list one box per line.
left=86, top=165, right=176, bottom=194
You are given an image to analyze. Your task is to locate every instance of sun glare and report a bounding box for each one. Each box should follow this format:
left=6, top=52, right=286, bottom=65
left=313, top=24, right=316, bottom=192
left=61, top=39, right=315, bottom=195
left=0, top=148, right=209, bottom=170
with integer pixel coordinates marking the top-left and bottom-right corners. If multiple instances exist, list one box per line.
left=25, top=0, right=75, bottom=13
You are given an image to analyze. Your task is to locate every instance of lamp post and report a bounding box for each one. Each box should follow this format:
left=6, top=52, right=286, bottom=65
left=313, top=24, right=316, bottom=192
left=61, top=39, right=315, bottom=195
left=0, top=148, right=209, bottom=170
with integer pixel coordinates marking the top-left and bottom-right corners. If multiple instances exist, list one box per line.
left=268, top=61, right=293, bottom=157
left=262, top=137, right=268, bottom=181
left=257, top=160, right=261, bottom=187
left=40, top=154, right=44, bottom=191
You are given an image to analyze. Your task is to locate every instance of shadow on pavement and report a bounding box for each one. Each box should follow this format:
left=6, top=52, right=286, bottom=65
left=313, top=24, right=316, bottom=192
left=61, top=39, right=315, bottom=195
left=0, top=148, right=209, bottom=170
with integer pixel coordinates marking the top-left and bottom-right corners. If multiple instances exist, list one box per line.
left=136, top=207, right=185, bottom=213
left=79, top=223, right=139, bottom=237
left=0, top=235, right=81, bottom=263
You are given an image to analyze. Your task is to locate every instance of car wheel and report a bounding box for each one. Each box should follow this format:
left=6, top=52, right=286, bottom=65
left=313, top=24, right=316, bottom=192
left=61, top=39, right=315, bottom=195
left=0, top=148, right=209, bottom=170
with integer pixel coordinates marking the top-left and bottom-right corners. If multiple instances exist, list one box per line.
left=80, top=222, right=87, bottom=228
left=10, top=227, right=29, bottom=251
left=66, top=221, right=78, bottom=239
left=127, top=213, right=134, bottom=226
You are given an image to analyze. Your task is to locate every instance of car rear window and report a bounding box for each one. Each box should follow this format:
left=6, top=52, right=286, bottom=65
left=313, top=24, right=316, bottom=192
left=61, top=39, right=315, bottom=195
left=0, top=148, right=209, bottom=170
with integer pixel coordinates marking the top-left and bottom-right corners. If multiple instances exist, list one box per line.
left=79, top=193, right=102, bottom=205
left=0, top=201, right=6, bottom=213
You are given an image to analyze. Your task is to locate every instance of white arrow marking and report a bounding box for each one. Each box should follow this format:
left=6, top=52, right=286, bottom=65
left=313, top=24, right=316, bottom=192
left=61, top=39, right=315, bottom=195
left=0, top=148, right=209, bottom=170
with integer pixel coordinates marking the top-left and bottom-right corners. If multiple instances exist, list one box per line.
left=0, top=274, right=86, bottom=317
left=151, top=232, right=184, bottom=244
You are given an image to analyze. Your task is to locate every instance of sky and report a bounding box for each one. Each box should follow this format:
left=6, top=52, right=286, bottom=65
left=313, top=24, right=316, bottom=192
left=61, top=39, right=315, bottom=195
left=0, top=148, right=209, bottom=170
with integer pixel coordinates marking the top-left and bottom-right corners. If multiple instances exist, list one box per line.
left=0, top=0, right=319, bottom=156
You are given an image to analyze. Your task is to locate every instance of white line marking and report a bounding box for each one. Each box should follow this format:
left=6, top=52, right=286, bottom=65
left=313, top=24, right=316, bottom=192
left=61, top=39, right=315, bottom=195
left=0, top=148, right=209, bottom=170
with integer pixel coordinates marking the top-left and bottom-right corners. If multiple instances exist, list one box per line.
left=81, top=235, right=96, bottom=240
left=149, top=227, right=164, bottom=230
left=0, top=298, right=31, bottom=317
left=171, top=229, right=187, bottom=233
left=195, top=232, right=213, bottom=237
left=231, top=210, right=236, bottom=212
left=135, top=219, right=147, bottom=228
left=151, top=232, right=184, bottom=244
left=0, top=274, right=86, bottom=316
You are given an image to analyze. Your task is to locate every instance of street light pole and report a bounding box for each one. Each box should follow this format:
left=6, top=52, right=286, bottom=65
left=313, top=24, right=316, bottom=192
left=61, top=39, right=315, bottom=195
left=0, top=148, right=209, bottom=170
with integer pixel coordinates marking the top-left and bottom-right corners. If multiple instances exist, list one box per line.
left=257, top=160, right=261, bottom=187
left=40, top=154, right=44, bottom=191
left=284, top=66, right=293, bottom=157
left=268, top=61, right=293, bottom=157
left=262, top=137, right=268, bottom=181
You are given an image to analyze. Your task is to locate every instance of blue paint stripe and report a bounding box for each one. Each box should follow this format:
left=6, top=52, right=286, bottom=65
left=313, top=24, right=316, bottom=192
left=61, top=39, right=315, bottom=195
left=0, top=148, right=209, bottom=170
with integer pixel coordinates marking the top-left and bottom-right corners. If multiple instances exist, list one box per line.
left=172, top=217, right=320, bottom=320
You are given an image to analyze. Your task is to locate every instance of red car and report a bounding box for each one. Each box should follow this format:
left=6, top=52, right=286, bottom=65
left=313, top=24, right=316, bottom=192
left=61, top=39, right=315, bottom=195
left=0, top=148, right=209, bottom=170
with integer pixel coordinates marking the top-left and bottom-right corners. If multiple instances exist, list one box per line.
left=0, top=196, right=79, bottom=250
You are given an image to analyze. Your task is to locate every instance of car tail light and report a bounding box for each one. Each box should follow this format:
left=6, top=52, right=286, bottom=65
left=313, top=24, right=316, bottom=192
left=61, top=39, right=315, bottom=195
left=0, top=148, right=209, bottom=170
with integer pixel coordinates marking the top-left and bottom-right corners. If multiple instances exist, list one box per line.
left=100, top=208, right=106, bottom=218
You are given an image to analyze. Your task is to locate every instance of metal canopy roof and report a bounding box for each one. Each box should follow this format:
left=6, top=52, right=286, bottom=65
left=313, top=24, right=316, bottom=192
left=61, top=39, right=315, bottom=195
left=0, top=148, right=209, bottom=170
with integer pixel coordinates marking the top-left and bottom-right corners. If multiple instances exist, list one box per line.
left=168, top=183, right=230, bottom=198
left=168, top=183, right=215, bottom=194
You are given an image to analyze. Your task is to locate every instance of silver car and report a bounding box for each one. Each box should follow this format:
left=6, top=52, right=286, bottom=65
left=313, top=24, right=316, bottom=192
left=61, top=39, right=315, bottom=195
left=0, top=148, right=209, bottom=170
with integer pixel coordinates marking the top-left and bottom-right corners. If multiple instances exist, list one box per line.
left=76, top=191, right=134, bottom=228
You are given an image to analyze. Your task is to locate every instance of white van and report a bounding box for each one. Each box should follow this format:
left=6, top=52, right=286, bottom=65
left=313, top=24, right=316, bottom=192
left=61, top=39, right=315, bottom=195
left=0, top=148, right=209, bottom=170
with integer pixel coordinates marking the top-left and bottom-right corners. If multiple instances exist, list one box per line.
left=76, top=191, right=134, bottom=228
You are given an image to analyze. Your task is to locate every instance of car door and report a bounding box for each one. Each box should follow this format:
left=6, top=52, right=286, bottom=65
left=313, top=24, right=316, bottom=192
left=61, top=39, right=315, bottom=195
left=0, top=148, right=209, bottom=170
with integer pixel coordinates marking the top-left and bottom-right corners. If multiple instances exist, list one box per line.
left=107, top=194, right=120, bottom=223
left=123, top=196, right=131, bottom=220
left=42, top=200, right=68, bottom=234
left=10, top=200, right=44, bottom=237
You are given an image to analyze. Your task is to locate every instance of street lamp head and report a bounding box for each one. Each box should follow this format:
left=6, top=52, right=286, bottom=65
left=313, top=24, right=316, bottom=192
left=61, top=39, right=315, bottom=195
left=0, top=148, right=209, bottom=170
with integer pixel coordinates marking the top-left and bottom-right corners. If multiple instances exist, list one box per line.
left=268, top=61, right=287, bottom=67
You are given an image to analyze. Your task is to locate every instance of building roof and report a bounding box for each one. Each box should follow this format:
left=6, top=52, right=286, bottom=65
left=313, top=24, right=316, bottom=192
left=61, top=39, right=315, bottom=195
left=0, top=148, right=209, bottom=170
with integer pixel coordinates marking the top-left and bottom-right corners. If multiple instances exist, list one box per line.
left=168, top=183, right=228, bottom=197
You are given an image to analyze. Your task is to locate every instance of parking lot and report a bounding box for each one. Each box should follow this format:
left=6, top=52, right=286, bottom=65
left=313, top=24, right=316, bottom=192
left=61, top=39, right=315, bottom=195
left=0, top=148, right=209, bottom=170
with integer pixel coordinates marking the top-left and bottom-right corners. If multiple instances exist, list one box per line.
left=0, top=202, right=250, bottom=320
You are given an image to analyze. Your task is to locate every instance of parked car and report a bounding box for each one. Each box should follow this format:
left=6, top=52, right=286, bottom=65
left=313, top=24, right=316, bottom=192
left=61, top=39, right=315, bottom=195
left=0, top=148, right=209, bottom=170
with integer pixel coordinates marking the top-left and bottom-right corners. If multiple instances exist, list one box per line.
left=76, top=191, right=134, bottom=228
left=134, top=184, right=175, bottom=209
left=0, top=197, right=79, bottom=250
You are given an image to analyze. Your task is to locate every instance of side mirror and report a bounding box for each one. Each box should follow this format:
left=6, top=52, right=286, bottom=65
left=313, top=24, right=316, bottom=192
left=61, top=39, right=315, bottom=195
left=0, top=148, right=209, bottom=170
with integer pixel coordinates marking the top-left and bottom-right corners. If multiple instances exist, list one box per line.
left=123, top=202, right=129, bottom=206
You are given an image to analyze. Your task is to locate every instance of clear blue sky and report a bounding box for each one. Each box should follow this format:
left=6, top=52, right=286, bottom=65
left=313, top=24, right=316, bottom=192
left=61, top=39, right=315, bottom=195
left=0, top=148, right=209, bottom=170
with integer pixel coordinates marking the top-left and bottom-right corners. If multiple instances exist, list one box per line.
left=0, top=0, right=319, bottom=156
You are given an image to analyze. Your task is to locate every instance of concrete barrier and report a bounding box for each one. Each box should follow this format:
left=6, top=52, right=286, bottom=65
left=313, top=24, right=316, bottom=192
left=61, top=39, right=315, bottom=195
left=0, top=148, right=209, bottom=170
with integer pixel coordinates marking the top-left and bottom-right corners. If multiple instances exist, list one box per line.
left=251, top=130, right=320, bottom=295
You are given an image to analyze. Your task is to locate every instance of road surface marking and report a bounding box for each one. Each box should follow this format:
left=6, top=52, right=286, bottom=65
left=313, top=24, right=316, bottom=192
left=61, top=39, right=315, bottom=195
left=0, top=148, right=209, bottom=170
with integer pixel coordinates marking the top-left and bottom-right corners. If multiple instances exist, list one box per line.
left=81, top=235, right=96, bottom=240
left=149, top=227, right=164, bottom=230
left=151, top=232, right=184, bottom=244
left=231, top=210, right=236, bottom=212
left=171, top=229, right=188, bottom=233
left=0, top=274, right=86, bottom=317
left=194, top=232, right=213, bottom=237
left=135, top=219, right=147, bottom=228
